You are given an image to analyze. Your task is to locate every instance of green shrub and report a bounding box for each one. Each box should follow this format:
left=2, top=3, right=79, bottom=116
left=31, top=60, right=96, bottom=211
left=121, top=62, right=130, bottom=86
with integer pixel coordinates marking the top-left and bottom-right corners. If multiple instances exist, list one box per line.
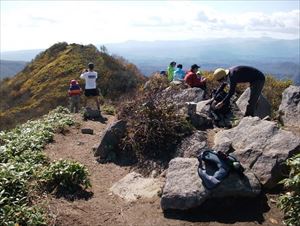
left=278, top=153, right=300, bottom=226
left=0, top=107, right=91, bottom=225
left=41, top=160, right=91, bottom=193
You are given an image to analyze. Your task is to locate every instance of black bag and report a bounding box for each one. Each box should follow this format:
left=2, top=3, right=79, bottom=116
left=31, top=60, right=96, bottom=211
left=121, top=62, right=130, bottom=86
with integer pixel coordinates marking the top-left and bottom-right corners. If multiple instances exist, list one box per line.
left=83, top=107, right=102, bottom=120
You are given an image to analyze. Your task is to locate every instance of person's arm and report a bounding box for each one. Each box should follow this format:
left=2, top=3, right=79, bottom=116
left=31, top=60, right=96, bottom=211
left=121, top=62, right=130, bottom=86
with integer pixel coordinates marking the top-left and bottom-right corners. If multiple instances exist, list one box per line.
left=222, top=80, right=236, bottom=104
left=214, top=83, right=227, bottom=100
left=194, top=75, right=206, bottom=87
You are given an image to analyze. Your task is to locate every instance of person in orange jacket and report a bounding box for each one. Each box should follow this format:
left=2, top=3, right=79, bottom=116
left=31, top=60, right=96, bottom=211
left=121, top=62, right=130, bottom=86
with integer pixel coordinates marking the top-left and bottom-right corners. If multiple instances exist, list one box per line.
left=68, top=79, right=82, bottom=113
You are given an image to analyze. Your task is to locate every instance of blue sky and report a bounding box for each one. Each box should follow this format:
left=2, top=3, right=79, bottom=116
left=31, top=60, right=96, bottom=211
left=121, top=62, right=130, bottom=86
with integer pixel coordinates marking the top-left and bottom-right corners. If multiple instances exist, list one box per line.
left=1, top=0, right=299, bottom=51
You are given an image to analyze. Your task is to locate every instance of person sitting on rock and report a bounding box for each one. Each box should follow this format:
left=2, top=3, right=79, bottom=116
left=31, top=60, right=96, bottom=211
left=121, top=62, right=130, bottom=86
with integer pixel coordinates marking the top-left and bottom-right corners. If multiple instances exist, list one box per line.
left=173, top=64, right=186, bottom=81
left=184, top=64, right=207, bottom=89
left=80, top=62, right=100, bottom=111
left=213, top=66, right=265, bottom=117
left=167, top=61, right=176, bottom=82
left=68, top=79, right=82, bottom=113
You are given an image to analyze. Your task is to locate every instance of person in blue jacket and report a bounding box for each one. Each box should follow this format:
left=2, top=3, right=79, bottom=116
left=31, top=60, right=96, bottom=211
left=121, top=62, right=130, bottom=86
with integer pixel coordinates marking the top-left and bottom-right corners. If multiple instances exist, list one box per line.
left=173, top=64, right=185, bottom=81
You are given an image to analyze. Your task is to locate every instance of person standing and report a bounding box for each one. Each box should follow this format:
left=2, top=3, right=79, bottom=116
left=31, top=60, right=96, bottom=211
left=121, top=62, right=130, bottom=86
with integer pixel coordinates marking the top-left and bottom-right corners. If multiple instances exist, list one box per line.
left=213, top=66, right=265, bottom=117
left=80, top=62, right=100, bottom=111
left=68, top=79, right=81, bottom=113
left=167, top=61, right=176, bottom=81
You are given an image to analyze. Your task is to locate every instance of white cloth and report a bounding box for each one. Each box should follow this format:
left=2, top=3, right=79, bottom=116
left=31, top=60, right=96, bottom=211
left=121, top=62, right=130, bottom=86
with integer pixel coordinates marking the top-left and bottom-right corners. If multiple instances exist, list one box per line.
left=80, top=71, right=98, bottom=89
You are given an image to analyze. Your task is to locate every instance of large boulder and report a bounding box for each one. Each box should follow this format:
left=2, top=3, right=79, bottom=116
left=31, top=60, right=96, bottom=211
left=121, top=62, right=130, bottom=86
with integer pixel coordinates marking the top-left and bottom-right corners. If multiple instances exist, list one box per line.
left=278, top=85, right=300, bottom=128
left=236, top=88, right=271, bottom=118
left=162, top=87, right=205, bottom=112
left=161, top=158, right=261, bottom=210
left=214, top=117, right=300, bottom=189
left=110, top=172, right=164, bottom=202
left=186, top=100, right=213, bottom=129
left=94, top=120, right=127, bottom=161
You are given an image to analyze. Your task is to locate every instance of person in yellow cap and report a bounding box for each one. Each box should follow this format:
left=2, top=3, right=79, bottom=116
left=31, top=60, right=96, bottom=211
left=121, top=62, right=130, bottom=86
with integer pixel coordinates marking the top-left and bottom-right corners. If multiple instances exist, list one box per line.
left=213, top=66, right=265, bottom=117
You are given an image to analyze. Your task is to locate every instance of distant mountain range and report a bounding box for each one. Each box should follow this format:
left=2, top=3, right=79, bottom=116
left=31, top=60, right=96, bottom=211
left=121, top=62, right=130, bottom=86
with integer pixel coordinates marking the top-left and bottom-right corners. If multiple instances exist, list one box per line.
left=105, top=38, right=300, bottom=84
left=0, top=60, right=28, bottom=80
left=1, top=38, right=299, bottom=84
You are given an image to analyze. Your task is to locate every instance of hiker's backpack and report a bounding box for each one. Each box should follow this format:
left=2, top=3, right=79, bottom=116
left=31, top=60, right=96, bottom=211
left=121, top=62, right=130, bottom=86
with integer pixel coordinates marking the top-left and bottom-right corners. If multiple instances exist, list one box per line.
left=83, top=107, right=102, bottom=121
left=197, top=149, right=245, bottom=190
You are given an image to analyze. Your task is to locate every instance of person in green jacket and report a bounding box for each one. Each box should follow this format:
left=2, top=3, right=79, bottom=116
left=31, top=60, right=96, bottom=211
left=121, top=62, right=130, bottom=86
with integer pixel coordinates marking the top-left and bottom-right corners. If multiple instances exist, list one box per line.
left=167, top=61, right=176, bottom=81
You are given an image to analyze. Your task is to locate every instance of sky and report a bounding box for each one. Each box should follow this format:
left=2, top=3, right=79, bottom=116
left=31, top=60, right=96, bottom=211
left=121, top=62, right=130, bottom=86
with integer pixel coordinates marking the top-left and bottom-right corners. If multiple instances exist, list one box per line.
left=0, top=0, right=299, bottom=51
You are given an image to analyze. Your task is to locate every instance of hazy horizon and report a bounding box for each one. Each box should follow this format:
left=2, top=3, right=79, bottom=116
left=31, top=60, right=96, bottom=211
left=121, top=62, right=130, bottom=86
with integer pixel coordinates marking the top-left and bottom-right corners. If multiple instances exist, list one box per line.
left=1, top=0, right=299, bottom=51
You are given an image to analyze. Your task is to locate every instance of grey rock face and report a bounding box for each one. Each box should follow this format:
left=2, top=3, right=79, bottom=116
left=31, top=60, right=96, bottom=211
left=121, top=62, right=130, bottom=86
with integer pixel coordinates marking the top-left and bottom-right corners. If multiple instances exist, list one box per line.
left=94, top=120, right=127, bottom=160
left=214, top=117, right=300, bottom=189
left=161, top=158, right=261, bottom=210
left=236, top=88, right=271, bottom=118
left=176, top=131, right=208, bottom=158
left=186, top=100, right=213, bottom=130
left=279, top=85, right=300, bottom=128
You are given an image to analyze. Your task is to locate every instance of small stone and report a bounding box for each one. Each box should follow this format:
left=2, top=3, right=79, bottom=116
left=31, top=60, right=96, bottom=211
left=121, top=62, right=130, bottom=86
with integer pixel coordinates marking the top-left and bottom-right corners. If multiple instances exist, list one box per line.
left=81, top=128, right=94, bottom=135
left=77, top=141, right=84, bottom=145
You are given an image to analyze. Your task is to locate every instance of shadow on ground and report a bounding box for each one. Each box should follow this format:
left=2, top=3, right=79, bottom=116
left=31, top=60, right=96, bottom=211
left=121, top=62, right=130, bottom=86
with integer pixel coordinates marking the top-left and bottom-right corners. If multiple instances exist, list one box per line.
left=163, top=194, right=270, bottom=224
left=53, top=186, right=94, bottom=201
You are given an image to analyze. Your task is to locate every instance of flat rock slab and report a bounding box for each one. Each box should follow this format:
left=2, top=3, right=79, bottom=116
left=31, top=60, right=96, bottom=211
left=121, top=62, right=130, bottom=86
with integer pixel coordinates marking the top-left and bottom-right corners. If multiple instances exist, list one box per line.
left=110, top=172, right=164, bottom=202
left=161, top=158, right=261, bottom=210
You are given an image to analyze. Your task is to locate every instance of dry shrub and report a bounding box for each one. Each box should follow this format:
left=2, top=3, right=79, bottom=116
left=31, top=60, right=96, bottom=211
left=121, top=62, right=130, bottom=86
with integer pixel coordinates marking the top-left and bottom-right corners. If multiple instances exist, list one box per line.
left=117, top=74, right=193, bottom=170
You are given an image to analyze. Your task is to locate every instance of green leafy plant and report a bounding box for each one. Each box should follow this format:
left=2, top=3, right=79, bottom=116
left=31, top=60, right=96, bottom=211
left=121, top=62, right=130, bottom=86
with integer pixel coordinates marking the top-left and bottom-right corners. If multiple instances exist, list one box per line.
left=278, top=153, right=300, bottom=226
left=0, top=107, right=91, bottom=225
left=41, top=160, right=91, bottom=193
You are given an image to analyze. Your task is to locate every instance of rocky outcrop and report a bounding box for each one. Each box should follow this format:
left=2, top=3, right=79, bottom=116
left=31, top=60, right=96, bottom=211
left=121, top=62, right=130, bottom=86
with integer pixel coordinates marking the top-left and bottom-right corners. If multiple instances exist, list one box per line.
left=214, top=117, right=300, bottom=189
left=186, top=100, right=213, bottom=130
left=110, top=172, right=164, bottom=202
left=236, top=88, right=271, bottom=118
left=162, top=87, right=205, bottom=112
left=94, top=120, right=127, bottom=161
left=176, top=131, right=208, bottom=158
left=278, top=85, right=300, bottom=128
left=161, top=158, right=261, bottom=210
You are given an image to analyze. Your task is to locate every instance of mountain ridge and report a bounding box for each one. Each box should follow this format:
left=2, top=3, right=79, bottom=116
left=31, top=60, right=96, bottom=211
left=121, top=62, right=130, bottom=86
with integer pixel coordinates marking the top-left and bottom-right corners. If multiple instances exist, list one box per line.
left=0, top=42, right=144, bottom=130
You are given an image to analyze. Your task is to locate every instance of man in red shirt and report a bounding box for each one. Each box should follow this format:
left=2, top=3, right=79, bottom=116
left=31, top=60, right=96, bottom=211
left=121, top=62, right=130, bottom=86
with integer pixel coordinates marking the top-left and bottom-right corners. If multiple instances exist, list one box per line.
left=184, top=64, right=206, bottom=90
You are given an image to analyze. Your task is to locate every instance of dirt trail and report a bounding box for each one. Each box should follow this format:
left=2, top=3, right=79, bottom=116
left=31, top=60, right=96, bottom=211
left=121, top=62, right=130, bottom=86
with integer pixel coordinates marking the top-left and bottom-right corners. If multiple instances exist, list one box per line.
left=44, top=114, right=284, bottom=226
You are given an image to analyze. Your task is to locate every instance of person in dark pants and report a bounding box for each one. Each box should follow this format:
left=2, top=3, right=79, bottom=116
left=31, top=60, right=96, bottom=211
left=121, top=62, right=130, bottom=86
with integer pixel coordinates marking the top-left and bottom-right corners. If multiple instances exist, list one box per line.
left=80, top=62, right=100, bottom=111
left=213, top=66, right=265, bottom=117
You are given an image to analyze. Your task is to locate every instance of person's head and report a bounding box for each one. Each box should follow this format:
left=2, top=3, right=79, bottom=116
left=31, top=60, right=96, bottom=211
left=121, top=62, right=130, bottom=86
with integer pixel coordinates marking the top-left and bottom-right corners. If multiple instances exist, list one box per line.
left=88, top=62, right=94, bottom=70
left=177, top=64, right=183, bottom=69
left=191, top=64, right=200, bottom=73
left=170, top=61, right=176, bottom=67
left=213, top=68, right=229, bottom=82
left=70, top=79, right=78, bottom=85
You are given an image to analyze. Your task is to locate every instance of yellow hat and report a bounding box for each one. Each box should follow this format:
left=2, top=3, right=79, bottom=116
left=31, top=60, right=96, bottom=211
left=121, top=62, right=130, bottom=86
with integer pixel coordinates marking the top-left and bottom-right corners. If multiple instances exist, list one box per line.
left=213, top=68, right=229, bottom=81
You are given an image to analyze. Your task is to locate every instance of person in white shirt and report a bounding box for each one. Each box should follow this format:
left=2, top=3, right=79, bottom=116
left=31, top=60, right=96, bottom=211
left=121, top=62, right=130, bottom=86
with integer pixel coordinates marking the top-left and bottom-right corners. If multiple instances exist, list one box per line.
left=80, top=62, right=100, bottom=110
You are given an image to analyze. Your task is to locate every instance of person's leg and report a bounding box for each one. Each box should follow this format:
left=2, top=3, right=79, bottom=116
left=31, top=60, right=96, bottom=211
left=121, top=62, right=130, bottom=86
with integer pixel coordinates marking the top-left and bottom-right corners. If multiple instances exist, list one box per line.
left=245, top=79, right=265, bottom=117
left=69, top=97, right=74, bottom=113
left=94, top=96, right=100, bottom=111
left=74, top=96, right=80, bottom=113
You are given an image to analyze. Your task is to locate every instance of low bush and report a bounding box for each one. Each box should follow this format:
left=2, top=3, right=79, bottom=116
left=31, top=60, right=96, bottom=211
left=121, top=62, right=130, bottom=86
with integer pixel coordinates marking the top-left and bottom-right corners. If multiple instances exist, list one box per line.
left=41, top=160, right=91, bottom=193
left=118, top=74, right=193, bottom=170
left=0, top=107, right=91, bottom=225
left=278, top=153, right=300, bottom=226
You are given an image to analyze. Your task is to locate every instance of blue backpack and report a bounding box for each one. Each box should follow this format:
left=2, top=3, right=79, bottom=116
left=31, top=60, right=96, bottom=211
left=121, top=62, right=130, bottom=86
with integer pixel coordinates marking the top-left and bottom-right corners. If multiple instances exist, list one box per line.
left=197, top=150, right=244, bottom=189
